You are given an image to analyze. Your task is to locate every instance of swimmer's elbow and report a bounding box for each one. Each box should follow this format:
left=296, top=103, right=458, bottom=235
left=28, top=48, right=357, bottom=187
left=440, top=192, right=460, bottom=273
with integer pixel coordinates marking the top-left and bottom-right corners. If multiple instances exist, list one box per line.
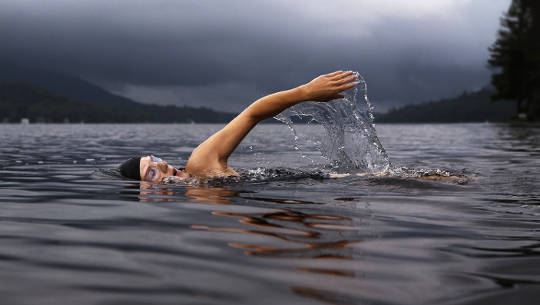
left=242, top=99, right=284, bottom=123
left=242, top=106, right=266, bottom=123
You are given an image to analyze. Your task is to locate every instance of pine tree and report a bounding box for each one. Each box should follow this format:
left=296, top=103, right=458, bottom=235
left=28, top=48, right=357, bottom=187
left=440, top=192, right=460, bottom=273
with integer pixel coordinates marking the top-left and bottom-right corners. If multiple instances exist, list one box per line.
left=488, top=0, right=540, bottom=119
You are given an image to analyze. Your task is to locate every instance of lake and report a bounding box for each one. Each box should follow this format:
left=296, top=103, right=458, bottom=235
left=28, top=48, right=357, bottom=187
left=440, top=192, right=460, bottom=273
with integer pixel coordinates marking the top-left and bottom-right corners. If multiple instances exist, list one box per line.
left=0, top=123, right=539, bottom=305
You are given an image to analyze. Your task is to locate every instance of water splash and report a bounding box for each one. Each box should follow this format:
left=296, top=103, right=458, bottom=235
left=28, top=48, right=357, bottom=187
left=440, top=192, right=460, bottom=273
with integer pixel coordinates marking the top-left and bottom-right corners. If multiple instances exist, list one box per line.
left=275, top=72, right=391, bottom=174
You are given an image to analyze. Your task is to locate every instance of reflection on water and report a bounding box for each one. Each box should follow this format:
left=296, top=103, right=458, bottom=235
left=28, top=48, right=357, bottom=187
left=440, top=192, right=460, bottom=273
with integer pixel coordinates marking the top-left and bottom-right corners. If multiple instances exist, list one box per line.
left=141, top=183, right=362, bottom=260
left=140, top=182, right=367, bottom=304
left=0, top=123, right=539, bottom=305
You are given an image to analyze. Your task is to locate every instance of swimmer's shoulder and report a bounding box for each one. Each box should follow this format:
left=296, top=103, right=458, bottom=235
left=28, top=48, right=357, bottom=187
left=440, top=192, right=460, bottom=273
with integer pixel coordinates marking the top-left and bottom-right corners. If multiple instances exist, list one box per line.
left=185, top=159, right=239, bottom=178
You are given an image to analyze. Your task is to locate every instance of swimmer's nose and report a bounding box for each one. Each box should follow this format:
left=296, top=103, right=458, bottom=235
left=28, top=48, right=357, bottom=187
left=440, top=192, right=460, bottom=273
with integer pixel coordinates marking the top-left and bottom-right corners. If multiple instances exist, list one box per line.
left=157, top=162, right=168, bottom=172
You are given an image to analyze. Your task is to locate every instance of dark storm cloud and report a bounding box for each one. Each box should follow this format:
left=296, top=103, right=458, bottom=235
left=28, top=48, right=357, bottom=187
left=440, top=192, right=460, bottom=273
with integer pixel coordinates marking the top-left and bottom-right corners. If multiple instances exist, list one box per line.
left=0, top=0, right=511, bottom=111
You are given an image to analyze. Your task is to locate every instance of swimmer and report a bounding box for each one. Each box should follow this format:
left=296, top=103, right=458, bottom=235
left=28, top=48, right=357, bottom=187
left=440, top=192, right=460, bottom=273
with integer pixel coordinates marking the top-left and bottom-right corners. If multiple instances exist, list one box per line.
left=119, top=71, right=359, bottom=182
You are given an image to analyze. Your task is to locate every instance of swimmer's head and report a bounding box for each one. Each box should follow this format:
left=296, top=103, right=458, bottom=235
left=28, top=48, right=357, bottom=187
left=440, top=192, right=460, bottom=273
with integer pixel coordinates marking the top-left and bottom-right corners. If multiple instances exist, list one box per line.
left=119, top=155, right=183, bottom=182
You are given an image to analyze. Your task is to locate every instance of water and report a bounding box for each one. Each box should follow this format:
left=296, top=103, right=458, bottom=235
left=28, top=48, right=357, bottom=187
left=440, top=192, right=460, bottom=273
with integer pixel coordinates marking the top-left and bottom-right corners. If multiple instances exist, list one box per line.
left=0, top=123, right=539, bottom=304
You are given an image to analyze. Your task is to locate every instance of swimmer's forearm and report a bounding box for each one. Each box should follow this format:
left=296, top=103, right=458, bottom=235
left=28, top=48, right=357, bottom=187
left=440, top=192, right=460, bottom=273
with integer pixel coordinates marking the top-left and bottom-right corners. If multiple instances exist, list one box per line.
left=243, top=86, right=308, bottom=122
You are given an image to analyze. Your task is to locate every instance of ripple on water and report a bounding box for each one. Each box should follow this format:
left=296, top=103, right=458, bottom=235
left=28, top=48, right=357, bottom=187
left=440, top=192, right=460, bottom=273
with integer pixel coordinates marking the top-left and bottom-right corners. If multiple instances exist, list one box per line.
left=0, top=123, right=539, bottom=305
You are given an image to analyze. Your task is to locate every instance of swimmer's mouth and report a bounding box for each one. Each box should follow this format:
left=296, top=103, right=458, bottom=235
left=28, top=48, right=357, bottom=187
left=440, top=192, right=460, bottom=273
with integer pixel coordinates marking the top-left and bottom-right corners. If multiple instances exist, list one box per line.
left=173, top=168, right=177, bottom=176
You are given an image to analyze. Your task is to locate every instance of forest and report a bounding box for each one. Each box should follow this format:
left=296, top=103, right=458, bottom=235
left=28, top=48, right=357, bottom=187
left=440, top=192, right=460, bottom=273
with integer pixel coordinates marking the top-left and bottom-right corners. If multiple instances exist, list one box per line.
left=488, top=0, right=540, bottom=120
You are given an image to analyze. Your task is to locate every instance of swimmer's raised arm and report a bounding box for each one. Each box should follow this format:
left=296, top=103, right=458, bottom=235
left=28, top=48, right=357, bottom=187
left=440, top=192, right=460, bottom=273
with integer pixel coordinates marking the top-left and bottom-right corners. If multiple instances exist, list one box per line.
left=185, top=71, right=358, bottom=176
left=243, top=70, right=358, bottom=121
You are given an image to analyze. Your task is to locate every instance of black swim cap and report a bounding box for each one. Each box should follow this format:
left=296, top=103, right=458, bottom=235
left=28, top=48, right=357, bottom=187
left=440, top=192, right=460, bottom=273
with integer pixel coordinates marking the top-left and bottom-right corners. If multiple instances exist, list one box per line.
left=119, top=157, right=141, bottom=180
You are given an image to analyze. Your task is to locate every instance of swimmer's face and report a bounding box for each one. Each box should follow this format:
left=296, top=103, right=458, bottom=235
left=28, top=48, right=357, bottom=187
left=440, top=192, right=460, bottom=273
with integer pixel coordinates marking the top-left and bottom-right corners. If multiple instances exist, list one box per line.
left=139, top=155, right=183, bottom=182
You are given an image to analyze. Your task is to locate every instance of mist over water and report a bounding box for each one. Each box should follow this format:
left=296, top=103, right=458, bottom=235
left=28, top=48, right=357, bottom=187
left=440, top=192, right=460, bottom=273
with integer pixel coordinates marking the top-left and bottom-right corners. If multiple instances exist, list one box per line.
left=275, top=72, right=391, bottom=174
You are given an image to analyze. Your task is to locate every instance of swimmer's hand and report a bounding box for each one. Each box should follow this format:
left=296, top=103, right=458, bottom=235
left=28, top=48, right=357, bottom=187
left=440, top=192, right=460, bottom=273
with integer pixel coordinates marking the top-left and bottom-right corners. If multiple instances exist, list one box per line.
left=300, top=71, right=358, bottom=102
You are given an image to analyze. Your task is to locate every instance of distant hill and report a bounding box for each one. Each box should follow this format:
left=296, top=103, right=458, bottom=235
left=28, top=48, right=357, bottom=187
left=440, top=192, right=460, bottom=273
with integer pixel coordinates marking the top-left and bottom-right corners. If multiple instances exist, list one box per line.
left=0, top=63, right=236, bottom=123
left=376, top=88, right=516, bottom=123
left=0, top=64, right=139, bottom=107
left=0, top=82, right=235, bottom=123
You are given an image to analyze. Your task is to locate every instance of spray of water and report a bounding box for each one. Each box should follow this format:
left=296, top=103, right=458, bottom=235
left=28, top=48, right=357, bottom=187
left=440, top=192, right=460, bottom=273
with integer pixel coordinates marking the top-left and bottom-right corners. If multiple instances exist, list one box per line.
left=275, top=72, right=392, bottom=174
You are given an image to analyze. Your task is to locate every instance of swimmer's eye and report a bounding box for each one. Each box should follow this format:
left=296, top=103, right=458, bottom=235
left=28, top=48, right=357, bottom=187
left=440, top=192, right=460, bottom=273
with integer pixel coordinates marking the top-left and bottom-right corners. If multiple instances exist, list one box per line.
left=147, top=167, right=158, bottom=181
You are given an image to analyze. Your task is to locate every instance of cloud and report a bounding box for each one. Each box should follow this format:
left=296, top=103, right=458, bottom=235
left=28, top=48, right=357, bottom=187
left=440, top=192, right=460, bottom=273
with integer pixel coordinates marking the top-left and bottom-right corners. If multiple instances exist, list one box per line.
left=0, top=0, right=511, bottom=111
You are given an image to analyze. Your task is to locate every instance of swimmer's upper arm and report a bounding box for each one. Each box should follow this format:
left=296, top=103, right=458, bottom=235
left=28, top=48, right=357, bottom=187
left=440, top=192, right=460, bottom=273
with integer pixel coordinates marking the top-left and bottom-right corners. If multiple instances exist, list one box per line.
left=185, top=111, right=258, bottom=173
left=186, top=87, right=308, bottom=173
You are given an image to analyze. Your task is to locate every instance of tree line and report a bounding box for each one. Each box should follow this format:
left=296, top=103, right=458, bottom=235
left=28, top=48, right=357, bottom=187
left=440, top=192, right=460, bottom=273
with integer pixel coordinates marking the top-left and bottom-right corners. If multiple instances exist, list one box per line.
left=0, top=82, right=235, bottom=123
left=489, top=0, right=540, bottom=120
left=376, top=88, right=515, bottom=123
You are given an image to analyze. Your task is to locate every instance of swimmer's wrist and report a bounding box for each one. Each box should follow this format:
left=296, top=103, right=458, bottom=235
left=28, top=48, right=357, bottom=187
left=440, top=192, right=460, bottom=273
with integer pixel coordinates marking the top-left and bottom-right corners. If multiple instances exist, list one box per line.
left=295, top=85, right=311, bottom=102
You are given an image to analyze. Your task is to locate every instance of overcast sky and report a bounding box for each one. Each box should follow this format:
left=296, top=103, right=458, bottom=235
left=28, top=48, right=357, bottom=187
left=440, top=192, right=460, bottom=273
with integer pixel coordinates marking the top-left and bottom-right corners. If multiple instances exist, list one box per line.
left=0, top=0, right=511, bottom=112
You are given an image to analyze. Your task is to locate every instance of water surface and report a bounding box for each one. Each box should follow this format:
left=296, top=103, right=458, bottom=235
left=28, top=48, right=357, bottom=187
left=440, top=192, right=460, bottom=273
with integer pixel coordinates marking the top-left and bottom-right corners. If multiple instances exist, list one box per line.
left=0, top=123, right=539, bottom=305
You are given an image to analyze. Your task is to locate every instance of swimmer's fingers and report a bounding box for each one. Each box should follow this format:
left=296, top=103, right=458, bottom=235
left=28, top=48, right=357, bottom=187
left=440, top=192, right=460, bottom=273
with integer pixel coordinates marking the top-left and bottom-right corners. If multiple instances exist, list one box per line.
left=333, top=74, right=357, bottom=86
left=337, top=81, right=358, bottom=92
left=326, top=70, right=344, bottom=77
left=330, top=71, right=354, bottom=80
left=303, top=71, right=357, bottom=102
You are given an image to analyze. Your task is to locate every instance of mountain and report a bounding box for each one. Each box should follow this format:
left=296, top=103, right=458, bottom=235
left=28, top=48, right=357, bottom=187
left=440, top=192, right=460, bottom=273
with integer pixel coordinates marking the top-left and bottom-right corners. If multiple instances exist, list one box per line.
left=0, top=64, right=236, bottom=123
left=376, top=88, right=516, bottom=123
left=0, top=64, right=139, bottom=107
left=0, top=82, right=235, bottom=123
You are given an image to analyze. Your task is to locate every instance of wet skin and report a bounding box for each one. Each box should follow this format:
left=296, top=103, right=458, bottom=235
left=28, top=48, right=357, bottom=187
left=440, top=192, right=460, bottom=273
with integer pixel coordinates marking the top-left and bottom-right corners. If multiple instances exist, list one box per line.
left=139, top=156, right=187, bottom=183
